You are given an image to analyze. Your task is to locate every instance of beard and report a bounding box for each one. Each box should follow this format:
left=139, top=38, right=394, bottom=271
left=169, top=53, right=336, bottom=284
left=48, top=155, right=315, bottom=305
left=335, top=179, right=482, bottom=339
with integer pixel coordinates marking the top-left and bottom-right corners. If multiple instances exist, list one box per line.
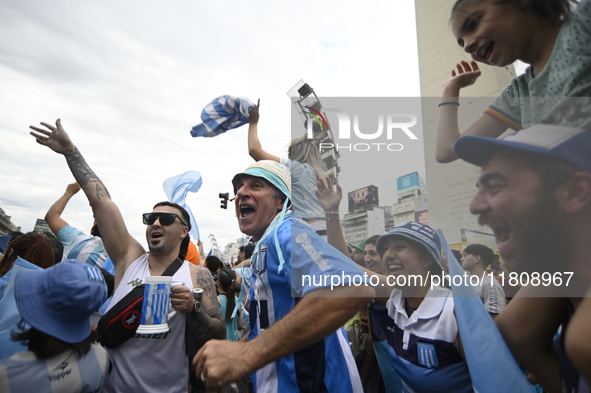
left=479, top=192, right=573, bottom=275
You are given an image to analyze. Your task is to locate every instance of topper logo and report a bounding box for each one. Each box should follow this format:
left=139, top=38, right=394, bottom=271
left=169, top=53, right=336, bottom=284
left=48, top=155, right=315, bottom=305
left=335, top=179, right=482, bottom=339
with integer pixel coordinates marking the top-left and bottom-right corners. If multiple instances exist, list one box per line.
left=307, top=108, right=418, bottom=141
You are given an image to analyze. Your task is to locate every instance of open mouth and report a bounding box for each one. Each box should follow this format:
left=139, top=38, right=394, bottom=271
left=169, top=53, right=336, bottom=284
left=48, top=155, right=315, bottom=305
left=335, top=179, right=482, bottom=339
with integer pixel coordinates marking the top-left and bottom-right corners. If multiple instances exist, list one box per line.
left=491, top=226, right=512, bottom=253
left=478, top=42, right=494, bottom=62
left=388, top=263, right=404, bottom=274
left=239, top=204, right=255, bottom=219
left=150, top=231, right=163, bottom=244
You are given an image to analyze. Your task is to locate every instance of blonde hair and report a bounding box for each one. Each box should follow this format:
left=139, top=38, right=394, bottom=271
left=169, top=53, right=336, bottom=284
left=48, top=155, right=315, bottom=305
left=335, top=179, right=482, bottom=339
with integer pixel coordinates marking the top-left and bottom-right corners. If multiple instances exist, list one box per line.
left=287, top=136, right=326, bottom=180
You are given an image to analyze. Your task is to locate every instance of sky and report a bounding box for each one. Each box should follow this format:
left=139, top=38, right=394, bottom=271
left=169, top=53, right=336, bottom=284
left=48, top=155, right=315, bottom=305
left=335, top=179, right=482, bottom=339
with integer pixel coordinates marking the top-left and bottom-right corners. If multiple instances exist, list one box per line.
left=0, top=0, right=423, bottom=252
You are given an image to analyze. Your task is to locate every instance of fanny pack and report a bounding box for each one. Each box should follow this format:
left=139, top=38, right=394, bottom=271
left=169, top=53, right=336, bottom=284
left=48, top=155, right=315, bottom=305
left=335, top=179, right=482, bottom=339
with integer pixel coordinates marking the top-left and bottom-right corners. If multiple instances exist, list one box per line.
left=96, top=258, right=183, bottom=348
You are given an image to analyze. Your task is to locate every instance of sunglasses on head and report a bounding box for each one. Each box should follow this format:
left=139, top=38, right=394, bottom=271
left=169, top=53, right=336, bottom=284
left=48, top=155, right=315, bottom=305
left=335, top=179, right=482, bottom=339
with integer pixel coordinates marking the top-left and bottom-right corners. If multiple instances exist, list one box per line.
left=142, top=212, right=188, bottom=227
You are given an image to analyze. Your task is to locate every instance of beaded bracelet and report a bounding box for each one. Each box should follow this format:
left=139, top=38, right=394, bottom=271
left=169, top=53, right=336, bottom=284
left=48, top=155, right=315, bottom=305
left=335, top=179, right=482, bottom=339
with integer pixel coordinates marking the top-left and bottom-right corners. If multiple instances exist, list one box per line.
left=324, top=211, right=339, bottom=215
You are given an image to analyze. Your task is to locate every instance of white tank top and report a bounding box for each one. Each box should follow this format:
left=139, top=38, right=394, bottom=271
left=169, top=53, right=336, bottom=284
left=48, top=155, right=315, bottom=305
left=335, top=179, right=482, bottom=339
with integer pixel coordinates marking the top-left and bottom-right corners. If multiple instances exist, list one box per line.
left=103, top=254, right=194, bottom=393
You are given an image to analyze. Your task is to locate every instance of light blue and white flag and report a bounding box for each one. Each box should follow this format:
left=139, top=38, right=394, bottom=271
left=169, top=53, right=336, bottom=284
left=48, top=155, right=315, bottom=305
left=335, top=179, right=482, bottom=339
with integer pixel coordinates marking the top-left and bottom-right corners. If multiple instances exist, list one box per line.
left=437, top=229, right=533, bottom=393
left=163, top=171, right=202, bottom=240
left=190, top=95, right=255, bottom=138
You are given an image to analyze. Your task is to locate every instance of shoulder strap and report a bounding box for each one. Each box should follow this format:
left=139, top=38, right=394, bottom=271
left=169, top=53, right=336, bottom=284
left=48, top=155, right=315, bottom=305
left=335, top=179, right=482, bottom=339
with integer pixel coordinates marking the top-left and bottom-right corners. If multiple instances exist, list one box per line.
left=162, top=257, right=183, bottom=277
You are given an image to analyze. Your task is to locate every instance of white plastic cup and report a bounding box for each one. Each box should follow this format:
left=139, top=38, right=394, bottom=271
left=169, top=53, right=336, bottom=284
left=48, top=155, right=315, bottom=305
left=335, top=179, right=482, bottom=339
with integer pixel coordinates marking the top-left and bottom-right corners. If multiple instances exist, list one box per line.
left=137, top=276, right=173, bottom=334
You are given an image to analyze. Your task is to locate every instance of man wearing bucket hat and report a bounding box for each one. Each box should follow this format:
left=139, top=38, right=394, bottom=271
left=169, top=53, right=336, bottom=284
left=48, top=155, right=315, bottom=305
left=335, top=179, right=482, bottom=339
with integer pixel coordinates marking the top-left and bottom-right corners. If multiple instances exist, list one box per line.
left=0, top=259, right=109, bottom=392
left=366, top=221, right=473, bottom=393
left=454, top=124, right=591, bottom=390
left=194, top=160, right=375, bottom=392
left=30, top=119, right=225, bottom=393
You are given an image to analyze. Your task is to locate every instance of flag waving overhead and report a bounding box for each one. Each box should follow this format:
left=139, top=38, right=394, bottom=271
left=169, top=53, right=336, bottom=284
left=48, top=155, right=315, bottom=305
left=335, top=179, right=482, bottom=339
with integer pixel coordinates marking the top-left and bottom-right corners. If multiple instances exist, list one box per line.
left=190, top=95, right=255, bottom=138
left=437, top=229, right=533, bottom=393
left=163, top=171, right=202, bottom=240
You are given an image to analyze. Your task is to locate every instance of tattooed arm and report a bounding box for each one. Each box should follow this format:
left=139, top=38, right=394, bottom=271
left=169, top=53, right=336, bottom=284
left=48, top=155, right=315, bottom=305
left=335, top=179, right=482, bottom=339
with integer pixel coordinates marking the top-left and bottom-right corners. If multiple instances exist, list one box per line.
left=30, top=119, right=145, bottom=275
left=187, top=265, right=226, bottom=344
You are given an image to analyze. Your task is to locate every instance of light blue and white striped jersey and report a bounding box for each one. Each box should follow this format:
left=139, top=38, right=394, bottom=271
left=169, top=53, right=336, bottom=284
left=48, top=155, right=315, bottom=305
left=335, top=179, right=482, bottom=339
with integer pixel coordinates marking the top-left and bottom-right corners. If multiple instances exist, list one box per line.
left=248, top=217, right=364, bottom=393
left=0, top=257, right=41, bottom=359
left=58, top=226, right=107, bottom=268
left=0, top=344, right=109, bottom=393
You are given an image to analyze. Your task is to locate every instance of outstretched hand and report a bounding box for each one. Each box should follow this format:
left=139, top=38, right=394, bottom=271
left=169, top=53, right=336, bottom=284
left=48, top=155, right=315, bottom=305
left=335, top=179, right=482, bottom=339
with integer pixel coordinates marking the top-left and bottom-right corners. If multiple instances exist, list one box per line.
left=316, top=176, right=342, bottom=213
left=29, top=119, right=75, bottom=154
left=249, top=99, right=260, bottom=124
left=442, top=61, right=481, bottom=94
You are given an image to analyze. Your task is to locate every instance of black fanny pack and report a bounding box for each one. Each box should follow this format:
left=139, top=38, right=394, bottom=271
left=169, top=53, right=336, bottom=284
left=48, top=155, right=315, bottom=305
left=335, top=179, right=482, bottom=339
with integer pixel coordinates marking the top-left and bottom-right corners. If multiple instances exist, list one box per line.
left=96, top=258, right=182, bottom=348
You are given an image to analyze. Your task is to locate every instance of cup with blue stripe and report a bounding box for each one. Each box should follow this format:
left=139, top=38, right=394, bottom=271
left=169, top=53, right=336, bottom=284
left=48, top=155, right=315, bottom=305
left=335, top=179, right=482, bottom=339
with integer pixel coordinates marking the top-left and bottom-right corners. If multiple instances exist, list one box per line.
left=137, top=276, right=173, bottom=334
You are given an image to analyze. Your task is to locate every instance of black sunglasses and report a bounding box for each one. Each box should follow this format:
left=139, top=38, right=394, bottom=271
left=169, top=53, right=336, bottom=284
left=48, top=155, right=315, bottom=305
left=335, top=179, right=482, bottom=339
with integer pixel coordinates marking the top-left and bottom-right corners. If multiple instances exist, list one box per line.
left=142, top=212, right=188, bottom=227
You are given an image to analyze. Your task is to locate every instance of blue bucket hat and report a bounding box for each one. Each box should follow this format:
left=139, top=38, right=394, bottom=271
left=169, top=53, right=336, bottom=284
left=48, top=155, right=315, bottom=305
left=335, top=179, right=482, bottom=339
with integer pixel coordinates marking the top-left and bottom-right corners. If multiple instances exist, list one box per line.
left=376, top=221, right=442, bottom=267
left=15, top=259, right=107, bottom=343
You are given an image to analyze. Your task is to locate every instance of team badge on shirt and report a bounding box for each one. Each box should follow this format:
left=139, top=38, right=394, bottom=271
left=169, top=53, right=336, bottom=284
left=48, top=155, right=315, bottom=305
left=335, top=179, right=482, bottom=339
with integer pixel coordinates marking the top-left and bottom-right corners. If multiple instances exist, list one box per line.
left=417, top=342, right=439, bottom=368
left=253, top=244, right=267, bottom=275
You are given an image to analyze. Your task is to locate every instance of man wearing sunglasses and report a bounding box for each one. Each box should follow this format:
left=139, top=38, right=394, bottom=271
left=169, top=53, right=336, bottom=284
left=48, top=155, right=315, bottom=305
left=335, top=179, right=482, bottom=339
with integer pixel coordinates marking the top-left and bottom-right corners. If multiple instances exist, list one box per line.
left=193, top=160, right=375, bottom=392
left=30, top=119, right=225, bottom=393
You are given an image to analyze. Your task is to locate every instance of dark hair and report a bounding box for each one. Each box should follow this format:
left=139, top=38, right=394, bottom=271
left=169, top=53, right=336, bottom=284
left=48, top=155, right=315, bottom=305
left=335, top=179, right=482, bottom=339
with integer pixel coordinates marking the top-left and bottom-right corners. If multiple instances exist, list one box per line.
left=205, top=256, right=223, bottom=275
left=463, top=243, right=496, bottom=268
left=239, top=244, right=255, bottom=260
left=490, top=255, right=502, bottom=271
left=0, top=232, right=55, bottom=274
left=451, top=0, right=577, bottom=25
left=452, top=249, right=463, bottom=263
left=365, top=235, right=380, bottom=247
left=218, top=268, right=239, bottom=323
left=12, top=321, right=97, bottom=359
left=152, top=201, right=192, bottom=231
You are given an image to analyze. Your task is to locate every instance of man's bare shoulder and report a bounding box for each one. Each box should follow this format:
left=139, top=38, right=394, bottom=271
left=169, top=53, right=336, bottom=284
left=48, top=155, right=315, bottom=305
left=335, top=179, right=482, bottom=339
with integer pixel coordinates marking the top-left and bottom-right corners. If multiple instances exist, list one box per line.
left=189, top=264, right=216, bottom=288
left=189, top=263, right=211, bottom=276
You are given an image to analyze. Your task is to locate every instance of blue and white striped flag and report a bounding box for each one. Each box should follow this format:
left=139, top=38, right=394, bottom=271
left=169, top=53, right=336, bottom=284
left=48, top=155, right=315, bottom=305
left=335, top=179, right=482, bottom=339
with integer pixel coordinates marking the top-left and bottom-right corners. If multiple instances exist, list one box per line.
left=190, top=95, right=255, bottom=138
left=437, top=229, right=533, bottom=393
left=163, top=171, right=202, bottom=240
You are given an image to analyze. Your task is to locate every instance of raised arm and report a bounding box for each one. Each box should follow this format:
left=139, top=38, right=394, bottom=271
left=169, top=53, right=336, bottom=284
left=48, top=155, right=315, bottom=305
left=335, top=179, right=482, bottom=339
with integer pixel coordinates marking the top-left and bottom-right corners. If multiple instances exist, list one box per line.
left=247, top=99, right=280, bottom=162
left=435, top=61, right=506, bottom=163
left=316, top=176, right=349, bottom=256
left=30, top=119, right=144, bottom=270
left=44, top=182, right=81, bottom=235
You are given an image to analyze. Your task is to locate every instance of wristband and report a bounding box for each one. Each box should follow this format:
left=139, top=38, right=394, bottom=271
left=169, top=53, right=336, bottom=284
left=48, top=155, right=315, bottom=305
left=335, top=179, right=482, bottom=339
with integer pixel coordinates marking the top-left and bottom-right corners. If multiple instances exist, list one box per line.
left=438, top=101, right=460, bottom=107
